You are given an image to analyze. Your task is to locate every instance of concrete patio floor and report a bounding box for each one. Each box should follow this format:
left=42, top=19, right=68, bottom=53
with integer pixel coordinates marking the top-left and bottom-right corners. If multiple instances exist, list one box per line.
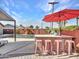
left=1, top=54, right=79, bottom=59
left=0, top=41, right=35, bottom=58
left=0, top=41, right=79, bottom=59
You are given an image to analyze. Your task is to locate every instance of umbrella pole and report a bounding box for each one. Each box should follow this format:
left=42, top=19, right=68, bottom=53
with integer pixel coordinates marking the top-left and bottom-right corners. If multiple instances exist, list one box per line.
left=48, top=2, right=59, bottom=29
left=52, top=22, right=53, bottom=29
left=76, top=17, right=79, bottom=27
left=58, top=22, right=61, bottom=35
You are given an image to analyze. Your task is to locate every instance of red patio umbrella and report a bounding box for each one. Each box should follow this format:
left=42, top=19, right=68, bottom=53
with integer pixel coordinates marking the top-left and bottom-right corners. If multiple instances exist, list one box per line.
left=43, top=9, right=79, bottom=35
left=43, top=9, right=79, bottom=22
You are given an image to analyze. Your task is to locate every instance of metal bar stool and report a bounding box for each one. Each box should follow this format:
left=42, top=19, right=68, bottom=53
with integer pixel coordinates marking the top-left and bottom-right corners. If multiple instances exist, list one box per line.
left=65, top=40, right=76, bottom=55
left=54, top=40, right=62, bottom=55
left=35, top=39, right=43, bottom=54
left=44, top=39, right=52, bottom=55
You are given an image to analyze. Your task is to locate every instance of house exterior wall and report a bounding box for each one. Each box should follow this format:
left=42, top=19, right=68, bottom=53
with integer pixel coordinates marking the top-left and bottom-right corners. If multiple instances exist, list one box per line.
left=16, top=29, right=49, bottom=34
left=0, top=24, right=4, bottom=29
left=3, top=29, right=13, bottom=34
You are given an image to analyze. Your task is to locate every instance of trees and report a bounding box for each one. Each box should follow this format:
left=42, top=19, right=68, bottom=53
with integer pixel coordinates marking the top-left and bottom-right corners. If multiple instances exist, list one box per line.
left=57, top=21, right=68, bottom=29
left=35, top=25, right=39, bottom=29
left=20, top=24, right=24, bottom=27
left=29, top=25, right=34, bottom=29
left=45, top=26, right=49, bottom=30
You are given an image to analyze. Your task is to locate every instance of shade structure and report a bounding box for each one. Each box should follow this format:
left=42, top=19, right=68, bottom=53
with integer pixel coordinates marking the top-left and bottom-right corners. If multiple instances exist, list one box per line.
left=0, top=8, right=16, bottom=42
left=43, top=9, right=79, bottom=22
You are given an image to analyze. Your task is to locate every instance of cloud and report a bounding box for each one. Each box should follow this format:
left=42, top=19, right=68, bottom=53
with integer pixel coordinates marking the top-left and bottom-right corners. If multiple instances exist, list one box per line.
left=53, top=0, right=74, bottom=12
left=75, top=4, right=79, bottom=6
left=58, top=0, right=71, bottom=3
left=9, top=11, right=42, bottom=27
left=14, top=18, right=42, bottom=28
left=14, top=0, right=30, bottom=10
left=1, top=0, right=77, bottom=28
left=3, top=0, right=9, bottom=7
left=2, top=7, right=10, bottom=13
left=9, top=0, right=15, bottom=7
left=2, top=6, right=22, bottom=18
left=0, top=0, right=31, bottom=25
left=2, top=0, right=15, bottom=8
left=11, top=11, right=22, bottom=19
left=36, top=0, right=72, bottom=13
left=36, top=0, right=55, bottom=13
left=37, top=3, right=52, bottom=12
left=54, top=4, right=71, bottom=12
left=2, top=0, right=30, bottom=11
left=48, top=0, right=55, bottom=2
left=2, top=7, right=25, bottom=25
left=10, top=14, right=27, bottom=26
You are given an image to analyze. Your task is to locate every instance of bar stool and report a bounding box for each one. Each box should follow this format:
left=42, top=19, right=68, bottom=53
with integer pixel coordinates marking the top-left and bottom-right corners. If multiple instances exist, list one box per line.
left=54, top=40, right=62, bottom=55
left=65, top=40, right=76, bottom=55
left=44, top=39, right=52, bottom=54
left=35, top=39, right=43, bottom=54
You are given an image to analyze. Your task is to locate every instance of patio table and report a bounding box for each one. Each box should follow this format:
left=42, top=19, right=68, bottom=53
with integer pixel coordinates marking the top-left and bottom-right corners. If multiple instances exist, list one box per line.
left=35, top=34, right=74, bottom=55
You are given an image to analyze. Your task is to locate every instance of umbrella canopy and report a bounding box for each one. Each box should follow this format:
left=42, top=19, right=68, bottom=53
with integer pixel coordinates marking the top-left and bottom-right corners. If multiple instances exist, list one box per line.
left=43, top=9, right=79, bottom=35
left=43, top=9, right=79, bottom=22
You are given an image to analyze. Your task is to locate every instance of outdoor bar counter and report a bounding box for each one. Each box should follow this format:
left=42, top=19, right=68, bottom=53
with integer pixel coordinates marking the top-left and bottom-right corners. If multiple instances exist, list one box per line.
left=35, top=34, right=74, bottom=38
left=35, top=34, right=75, bottom=55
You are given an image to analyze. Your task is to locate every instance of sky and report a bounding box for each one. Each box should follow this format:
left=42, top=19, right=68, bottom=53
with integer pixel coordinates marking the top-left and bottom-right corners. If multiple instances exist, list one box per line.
left=0, top=0, right=79, bottom=28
